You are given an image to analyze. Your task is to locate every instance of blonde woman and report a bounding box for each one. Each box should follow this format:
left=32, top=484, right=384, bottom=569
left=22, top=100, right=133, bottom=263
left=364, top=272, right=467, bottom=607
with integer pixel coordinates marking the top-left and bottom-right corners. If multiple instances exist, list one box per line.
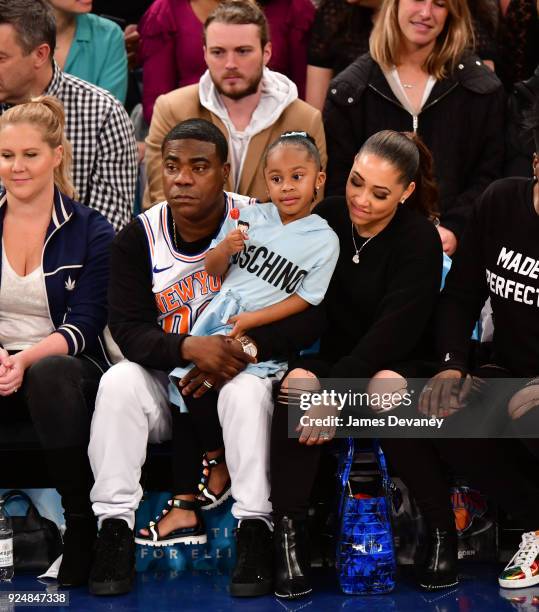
left=324, top=0, right=505, bottom=256
left=0, top=97, right=114, bottom=586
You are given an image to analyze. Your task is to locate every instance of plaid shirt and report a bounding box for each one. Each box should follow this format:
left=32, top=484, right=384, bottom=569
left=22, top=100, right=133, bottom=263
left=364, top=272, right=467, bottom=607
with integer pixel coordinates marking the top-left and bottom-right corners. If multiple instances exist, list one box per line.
left=1, top=63, right=137, bottom=231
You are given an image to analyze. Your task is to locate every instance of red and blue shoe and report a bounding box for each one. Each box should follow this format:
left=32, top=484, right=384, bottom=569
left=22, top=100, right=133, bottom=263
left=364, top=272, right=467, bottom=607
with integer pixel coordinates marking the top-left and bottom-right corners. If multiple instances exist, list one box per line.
left=499, top=531, right=539, bottom=589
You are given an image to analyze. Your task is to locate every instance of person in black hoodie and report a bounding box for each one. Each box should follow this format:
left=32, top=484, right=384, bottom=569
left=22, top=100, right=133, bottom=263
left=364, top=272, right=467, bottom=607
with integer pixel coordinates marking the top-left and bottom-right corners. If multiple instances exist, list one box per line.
left=270, top=130, right=444, bottom=599
left=505, top=64, right=539, bottom=177
left=324, top=0, right=505, bottom=256
left=418, top=100, right=539, bottom=591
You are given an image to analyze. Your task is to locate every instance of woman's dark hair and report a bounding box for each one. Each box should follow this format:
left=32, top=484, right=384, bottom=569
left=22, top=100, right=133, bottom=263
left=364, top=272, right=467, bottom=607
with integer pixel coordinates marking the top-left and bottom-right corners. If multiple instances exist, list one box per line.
left=469, top=0, right=498, bottom=40
left=162, top=118, right=229, bottom=163
left=358, top=130, right=439, bottom=220
left=263, top=131, right=321, bottom=170
left=529, top=98, right=539, bottom=152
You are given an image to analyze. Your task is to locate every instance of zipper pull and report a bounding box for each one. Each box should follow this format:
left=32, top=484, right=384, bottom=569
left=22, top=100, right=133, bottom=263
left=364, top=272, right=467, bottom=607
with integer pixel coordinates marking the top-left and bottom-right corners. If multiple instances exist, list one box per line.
left=413, top=115, right=418, bottom=132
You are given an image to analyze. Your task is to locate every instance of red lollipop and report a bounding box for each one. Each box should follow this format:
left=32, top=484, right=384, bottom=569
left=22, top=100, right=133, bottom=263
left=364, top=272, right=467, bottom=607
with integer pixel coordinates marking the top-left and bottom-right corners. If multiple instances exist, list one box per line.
left=230, top=207, right=240, bottom=228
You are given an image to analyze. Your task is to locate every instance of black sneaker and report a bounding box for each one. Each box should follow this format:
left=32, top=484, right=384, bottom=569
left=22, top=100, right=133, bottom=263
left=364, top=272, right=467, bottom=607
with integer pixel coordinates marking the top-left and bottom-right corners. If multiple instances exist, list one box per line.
left=230, top=519, right=273, bottom=597
left=89, top=519, right=136, bottom=596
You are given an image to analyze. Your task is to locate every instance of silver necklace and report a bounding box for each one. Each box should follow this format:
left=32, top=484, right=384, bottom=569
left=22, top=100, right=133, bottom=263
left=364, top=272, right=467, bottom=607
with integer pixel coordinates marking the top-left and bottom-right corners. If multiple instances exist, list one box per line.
left=351, top=223, right=377, bottom=264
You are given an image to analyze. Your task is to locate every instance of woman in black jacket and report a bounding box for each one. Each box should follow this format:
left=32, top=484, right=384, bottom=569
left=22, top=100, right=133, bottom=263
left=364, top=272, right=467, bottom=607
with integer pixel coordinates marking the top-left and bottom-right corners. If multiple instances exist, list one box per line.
left=306, top=0, right=499, bottom=111
left=270, top=130, right=444, bottom=599
left=324, top=0, right=505, bottom=256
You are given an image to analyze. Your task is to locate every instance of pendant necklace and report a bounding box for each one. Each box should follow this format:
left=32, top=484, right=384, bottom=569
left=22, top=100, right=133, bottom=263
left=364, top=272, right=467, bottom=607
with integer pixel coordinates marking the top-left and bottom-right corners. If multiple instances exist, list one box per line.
left=351, top=223, right=377, bottom=264
left=394, top=64, right=416, bottom=90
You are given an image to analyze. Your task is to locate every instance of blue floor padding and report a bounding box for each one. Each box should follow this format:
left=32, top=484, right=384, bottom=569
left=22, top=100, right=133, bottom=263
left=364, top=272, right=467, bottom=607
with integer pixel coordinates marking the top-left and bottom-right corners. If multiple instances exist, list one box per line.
left=0, top=565, right=531, bottom=611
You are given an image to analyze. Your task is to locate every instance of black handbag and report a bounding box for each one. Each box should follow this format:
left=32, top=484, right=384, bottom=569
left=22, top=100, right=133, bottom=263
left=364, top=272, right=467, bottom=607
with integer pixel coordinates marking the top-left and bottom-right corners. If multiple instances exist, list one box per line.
left=0, top=490, right=63, bottom=572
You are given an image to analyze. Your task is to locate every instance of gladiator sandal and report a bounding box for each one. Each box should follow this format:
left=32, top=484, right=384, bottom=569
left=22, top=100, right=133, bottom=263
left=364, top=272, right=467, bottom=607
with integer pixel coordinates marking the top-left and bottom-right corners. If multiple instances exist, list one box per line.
left=135, top=498, right=206, bottom=547
left=197, top=452, right=232, bottom=510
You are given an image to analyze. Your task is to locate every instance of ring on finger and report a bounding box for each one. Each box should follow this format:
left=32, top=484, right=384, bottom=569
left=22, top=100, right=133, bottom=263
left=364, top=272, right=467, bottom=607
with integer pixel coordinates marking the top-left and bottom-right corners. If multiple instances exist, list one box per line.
left=202, top=380, right=213, bottom=389
left=320, top=431, right=330, bottom=440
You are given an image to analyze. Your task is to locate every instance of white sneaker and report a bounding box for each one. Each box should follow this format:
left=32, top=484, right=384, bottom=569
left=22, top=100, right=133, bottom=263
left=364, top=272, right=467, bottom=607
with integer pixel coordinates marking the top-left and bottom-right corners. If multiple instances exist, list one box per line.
left=499, top=531, right=539, bottom=589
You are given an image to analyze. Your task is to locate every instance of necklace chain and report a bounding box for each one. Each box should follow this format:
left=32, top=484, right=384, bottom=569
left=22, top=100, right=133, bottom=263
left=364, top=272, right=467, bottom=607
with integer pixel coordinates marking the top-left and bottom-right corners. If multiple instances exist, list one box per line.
left=173, top=216, right=377, bottom=262
left=351, top=223, right=377, bottom=264
left=172, top=217, right=179, bottom=250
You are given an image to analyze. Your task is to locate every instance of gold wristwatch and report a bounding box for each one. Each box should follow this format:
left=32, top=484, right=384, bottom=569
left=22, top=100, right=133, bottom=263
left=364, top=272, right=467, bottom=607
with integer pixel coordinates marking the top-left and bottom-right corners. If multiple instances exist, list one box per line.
left=237, top=335, right=258, bottom=359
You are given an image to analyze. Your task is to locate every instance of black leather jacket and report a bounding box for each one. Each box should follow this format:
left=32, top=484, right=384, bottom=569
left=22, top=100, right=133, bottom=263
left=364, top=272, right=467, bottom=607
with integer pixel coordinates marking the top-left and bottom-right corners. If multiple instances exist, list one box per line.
left=323, top=52, right=506, bottom=239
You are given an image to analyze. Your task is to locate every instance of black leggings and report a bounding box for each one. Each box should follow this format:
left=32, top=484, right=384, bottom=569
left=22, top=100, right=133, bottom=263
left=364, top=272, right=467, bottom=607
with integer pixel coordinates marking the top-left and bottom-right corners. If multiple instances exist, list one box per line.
left=270, top=357, right=333, bottom=519
left=171, top=391, right=224, bottom=495
left=0, top=354, right=102, bottom=515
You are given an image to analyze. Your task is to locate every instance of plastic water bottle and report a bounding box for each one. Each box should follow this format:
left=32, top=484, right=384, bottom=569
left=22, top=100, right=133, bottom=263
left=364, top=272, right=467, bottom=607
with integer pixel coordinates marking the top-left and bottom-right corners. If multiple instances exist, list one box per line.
left=0, top=503, right=13, bottom=581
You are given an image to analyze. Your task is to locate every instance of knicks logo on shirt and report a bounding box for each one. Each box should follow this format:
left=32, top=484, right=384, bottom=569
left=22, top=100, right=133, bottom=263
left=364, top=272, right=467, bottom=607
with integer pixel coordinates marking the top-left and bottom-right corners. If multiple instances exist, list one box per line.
left=154, top=270, right=221, bottom=334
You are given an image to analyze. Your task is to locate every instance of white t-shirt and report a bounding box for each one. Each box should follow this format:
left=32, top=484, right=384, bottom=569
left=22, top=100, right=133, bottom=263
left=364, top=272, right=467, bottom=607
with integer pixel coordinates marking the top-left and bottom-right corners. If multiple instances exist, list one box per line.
left=0, top=242, right=54, bottom=350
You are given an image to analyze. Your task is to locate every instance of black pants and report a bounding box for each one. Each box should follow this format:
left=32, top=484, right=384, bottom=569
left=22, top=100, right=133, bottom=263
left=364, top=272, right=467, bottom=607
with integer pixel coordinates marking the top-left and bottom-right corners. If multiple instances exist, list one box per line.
left=271, top=360, right=539, bottom=528
left=382, top=365, right=539, bottom=530
left=0, top=355, right=102, bottom=515
left=382, top=438, right=539, bottom=531
left=171, top=391, right=224, bottom=495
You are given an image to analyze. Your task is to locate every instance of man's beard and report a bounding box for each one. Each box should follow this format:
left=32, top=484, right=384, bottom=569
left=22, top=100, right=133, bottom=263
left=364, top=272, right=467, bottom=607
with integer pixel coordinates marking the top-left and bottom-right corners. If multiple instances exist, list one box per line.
left=213, top=65, right=264, bottom=100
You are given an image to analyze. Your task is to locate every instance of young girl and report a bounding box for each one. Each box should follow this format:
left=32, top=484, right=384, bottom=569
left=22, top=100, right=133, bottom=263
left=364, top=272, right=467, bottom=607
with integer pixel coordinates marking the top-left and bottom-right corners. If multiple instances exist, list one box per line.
left=136, top=132, right=339, bottom=546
